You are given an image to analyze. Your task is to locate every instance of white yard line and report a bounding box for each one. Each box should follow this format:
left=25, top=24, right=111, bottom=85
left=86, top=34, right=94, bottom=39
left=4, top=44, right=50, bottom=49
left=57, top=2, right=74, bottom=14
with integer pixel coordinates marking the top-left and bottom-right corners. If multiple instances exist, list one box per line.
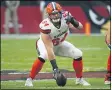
left=0, top=78, right=86, bottom=82
left=1, top=34, right=104, bottom=39
left=1, top=34, right=40, bottom=39
left=79, top=47, right=106, bottom=50
left=1, top=67, right=105, bottom=74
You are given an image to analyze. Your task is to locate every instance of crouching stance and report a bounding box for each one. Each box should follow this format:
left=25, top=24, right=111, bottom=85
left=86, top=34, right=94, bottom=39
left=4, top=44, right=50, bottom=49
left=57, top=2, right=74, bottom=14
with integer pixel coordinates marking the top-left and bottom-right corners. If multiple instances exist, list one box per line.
left=25, top=2, right=90, bottom=87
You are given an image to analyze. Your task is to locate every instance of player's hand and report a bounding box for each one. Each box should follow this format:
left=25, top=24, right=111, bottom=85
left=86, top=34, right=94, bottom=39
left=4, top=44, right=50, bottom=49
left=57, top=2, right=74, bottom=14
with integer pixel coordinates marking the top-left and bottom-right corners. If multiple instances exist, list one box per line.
left=65, top=15, right=72, bottom=23
left=53, top=68, right=60, bottom=80
left=65, top=12, right=73, bottom=23
left=53, top=68, right=67, bottom=86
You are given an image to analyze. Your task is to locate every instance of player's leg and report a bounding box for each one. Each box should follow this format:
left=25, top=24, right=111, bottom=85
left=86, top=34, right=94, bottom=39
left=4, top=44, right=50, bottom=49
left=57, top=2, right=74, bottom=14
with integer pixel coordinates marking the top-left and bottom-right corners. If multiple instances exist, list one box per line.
left=4, top=8, right=11, bottom=34
left=12, top=9, right=19, bottom=34
left=105, top=54, right=111, bottom=84
left=25, top=39, right=47, bottom=86
left=54, top=41, right=83, bottom=77
left=104, top=40, right=111, bottom=84
left=54, top=41, right=90, bottom=86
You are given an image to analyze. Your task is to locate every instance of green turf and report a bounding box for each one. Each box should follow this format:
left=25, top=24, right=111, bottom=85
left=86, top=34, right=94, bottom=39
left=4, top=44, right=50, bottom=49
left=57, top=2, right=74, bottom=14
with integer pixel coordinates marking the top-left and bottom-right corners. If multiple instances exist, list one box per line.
left=1, top=78, right=110, bottom=89
left=1, top=35, right=109, bottom=72
left=1, top=35, right=110, bottom=89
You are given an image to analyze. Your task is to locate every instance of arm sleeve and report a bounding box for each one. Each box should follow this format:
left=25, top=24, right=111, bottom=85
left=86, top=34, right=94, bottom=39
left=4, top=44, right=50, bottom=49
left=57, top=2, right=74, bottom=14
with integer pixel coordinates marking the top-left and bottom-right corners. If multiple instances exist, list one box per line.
left=66, top=12, right=83, bottom=29
left=69, top=17, right=79, bottom=28
left=64, top=11, right=79, bottom=28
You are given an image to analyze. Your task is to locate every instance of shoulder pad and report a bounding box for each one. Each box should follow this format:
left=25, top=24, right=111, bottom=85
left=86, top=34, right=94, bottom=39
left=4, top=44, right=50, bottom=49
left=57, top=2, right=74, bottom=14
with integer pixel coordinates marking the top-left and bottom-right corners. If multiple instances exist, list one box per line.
left=39, top=18, right=51, bottom=30
left=39, top=18, right=51, bottom=34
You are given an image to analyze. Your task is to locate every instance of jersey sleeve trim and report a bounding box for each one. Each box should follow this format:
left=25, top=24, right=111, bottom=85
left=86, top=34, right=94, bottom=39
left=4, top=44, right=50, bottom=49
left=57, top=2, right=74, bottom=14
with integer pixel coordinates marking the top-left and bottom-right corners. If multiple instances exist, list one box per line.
left=40, top=29, right=51, bottom=34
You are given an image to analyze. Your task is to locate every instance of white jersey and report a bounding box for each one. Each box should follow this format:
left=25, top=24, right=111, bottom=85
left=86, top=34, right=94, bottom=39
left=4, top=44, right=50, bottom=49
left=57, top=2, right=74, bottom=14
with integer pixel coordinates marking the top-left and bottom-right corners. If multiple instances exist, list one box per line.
left=39, top=11, right=71, bottom=46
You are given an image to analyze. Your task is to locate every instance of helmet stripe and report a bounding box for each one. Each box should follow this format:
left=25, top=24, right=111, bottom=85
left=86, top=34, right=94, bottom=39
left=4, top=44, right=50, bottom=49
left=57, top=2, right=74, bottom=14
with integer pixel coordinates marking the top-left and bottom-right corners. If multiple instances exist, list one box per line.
left=52, top=2, right=56, bottom=10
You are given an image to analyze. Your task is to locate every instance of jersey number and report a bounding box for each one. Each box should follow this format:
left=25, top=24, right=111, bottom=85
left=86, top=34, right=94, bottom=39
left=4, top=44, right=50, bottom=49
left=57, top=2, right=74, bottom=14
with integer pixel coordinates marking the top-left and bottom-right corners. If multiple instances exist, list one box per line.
left=52, top=38, right=60, bottom=46
left=52, top=33, right=68, bottom=46
left=42, top=21, right=49, bottom=26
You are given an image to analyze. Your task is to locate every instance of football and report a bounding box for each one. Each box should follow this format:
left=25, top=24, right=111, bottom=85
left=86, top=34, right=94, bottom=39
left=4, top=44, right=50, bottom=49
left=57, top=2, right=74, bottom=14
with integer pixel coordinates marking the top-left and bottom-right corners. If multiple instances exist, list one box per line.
left=56, top=73, right=67, bottom=87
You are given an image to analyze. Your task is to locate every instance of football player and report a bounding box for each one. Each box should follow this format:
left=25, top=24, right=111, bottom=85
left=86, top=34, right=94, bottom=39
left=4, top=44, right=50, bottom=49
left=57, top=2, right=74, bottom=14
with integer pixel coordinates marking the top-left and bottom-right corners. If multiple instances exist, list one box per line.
left=25, top=2, right=90, bottom=86
left=104, top=24, right=111, bottom=85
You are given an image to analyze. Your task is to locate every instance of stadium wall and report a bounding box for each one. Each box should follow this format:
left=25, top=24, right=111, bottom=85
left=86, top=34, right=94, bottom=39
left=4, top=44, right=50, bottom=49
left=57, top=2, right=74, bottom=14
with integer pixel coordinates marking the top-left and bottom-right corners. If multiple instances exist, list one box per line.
left=1, top=1, right=110, bottom=34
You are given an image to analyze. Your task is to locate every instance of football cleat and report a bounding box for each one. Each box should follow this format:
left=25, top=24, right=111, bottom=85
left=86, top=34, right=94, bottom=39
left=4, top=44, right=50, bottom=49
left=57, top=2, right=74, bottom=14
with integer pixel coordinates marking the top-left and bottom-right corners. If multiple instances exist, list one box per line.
left=104, top=73, right=111, bottom=85
left=25, top=78, right=33, bottom=87
left=75, top=77, right=91, bottom=86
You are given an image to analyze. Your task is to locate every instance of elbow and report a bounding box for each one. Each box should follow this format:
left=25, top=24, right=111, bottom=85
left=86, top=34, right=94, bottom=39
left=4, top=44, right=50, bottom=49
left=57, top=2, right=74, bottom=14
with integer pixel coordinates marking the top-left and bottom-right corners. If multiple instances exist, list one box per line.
left=77, top=22, right=83, bottom=30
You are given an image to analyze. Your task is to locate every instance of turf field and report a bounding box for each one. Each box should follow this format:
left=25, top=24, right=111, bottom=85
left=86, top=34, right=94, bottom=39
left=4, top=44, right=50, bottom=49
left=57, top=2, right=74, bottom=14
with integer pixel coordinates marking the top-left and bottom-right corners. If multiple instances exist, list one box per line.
left=1, top=34, right=110, bottom=89
left=1, top=78, right=110, bottom=89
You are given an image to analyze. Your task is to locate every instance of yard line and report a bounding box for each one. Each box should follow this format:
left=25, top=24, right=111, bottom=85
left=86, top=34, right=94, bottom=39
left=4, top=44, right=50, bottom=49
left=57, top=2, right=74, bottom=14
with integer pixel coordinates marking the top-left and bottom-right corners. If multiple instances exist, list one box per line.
left=0, top=78, right=90, bottom=82
left=1, top=67, right=106, bottom=74
left=1, top=34, right=104, bottom=39
left=1, top=62, right=33, bottom=65
left=79, top=47, right=106, bottom=50
left=1, top=59, right=105, bottom=65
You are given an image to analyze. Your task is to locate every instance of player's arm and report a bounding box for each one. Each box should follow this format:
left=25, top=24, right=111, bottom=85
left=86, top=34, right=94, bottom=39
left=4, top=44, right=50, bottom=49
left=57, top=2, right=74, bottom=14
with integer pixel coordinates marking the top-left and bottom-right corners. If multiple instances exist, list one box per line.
left=5, top=1, right=12, bottom=9
left=15, top=1, right=20, bottom=9
left=41, top=32, right=58, bottom=70
left=40, top=1, right=45, bottom=12
left=66, top=12, right=83, bottom=30
left=41, top=32, right=55, bottom=60
left=106, top=28, right=110, bottom=45
left=70, top=17, right=83, bottom=30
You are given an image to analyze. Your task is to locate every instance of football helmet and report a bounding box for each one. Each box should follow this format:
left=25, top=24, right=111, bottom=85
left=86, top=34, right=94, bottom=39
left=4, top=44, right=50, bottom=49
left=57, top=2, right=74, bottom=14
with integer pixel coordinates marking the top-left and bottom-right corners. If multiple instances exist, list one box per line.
left=46, top=2, right=62, bottom=23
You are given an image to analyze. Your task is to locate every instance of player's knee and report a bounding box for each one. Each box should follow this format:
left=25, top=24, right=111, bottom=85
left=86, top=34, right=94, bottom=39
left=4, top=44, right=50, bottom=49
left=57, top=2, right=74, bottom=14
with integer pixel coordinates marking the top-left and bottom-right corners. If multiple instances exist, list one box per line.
left=74, top=57, right=82, bottom=61
left=38, top=57, right=45, bottom=63
left=74, top=49, right=83, bottom=59
left=39, top=53, right=48, bottom=61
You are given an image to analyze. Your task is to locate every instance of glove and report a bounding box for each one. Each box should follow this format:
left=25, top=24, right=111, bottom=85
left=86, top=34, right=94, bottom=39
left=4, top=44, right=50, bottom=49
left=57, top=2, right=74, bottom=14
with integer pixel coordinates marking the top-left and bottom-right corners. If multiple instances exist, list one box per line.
left=53, top=69, right=67, bottom=86
left=65, top=12, right=79, bottom=28
left=65, top=12, right=73, bottom=24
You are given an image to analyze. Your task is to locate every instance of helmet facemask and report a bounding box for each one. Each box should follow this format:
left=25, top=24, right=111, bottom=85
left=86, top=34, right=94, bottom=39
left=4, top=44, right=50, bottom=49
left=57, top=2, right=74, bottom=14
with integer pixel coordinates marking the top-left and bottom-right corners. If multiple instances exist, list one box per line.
left=49, top=10, right=62, bottom=24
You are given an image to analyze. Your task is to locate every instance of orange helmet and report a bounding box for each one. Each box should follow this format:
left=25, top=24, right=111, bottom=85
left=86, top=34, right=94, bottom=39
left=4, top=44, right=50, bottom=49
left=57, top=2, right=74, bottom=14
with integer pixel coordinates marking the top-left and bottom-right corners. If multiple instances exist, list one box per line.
left=46, top=2, right=62, bottom=23
left=46, top=2, right=62, bottom=15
